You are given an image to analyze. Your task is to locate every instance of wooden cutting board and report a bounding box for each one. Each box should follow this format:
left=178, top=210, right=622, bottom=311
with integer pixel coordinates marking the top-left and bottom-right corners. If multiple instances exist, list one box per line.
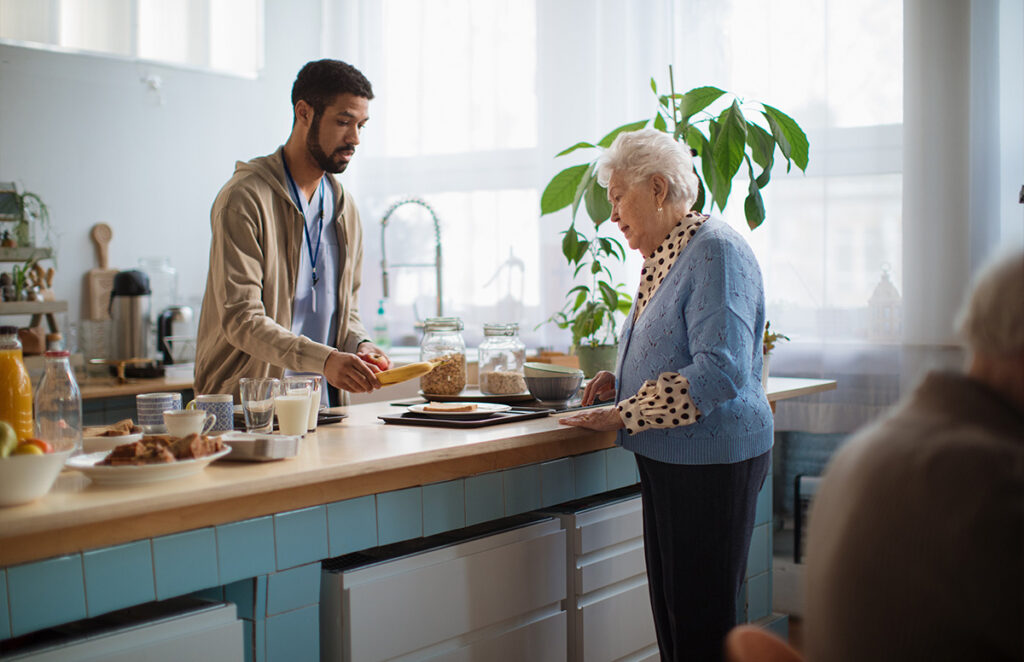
left=85, top=223, right=117, bottom=320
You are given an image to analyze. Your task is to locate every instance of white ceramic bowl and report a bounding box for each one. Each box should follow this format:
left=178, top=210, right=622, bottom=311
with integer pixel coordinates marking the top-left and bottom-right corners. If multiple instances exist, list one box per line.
left=82, top=432, right=143, bottom=454
left=523, top=362, right=585, bottom=379
left=0, top=446, right=75, bottom=507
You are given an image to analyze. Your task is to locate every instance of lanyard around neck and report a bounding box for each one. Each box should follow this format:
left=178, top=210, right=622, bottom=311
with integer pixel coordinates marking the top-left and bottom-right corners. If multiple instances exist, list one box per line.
left=281, top=154, right=325, bottom=289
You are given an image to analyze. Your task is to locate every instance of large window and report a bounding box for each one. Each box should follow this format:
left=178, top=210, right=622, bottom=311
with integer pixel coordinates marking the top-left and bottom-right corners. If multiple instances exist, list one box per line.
left=0, top=0, right=263, bottom=76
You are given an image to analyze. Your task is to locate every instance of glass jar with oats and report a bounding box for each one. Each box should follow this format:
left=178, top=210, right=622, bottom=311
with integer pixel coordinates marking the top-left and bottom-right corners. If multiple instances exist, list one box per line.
left=478, top=323, right=526, bottom=395
left=419, top=317, right=467, bottom=396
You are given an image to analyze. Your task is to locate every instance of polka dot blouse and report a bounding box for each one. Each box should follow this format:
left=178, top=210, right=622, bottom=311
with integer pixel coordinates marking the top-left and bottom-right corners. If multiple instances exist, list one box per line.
left=616, top=212, right=706, bottom=436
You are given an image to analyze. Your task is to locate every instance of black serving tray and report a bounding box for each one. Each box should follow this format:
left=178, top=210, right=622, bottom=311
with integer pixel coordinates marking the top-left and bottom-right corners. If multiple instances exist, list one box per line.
left=378, top=407, right=554, bottom=428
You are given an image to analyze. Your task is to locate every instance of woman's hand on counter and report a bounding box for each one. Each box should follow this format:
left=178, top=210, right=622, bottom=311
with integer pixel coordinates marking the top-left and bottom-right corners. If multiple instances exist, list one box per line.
left=581, top=370, right=616, bottom=405
left=558, top=405, right=625, bottom=432
left=324, top=350, right=382, bottom=392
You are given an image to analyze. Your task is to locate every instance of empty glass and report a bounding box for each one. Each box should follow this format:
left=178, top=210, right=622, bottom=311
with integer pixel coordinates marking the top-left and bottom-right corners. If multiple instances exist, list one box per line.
left=305, top=375, right=324, bottom=431
left=239, top=377, right=280, bottom=433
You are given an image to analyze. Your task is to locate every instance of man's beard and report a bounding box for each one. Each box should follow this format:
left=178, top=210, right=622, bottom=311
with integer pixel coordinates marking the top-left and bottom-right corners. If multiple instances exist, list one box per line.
left=307, top=114, right=352, bottom=174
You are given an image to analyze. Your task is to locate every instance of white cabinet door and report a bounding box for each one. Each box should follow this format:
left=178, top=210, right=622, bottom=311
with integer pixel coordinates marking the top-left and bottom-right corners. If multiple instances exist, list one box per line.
left=322, top=518, right=566, bottom=662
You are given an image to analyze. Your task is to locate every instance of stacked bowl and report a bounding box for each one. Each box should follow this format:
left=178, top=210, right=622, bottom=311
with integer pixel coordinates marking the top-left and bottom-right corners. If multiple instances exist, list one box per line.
left=523, top=362, right=584, bottom=405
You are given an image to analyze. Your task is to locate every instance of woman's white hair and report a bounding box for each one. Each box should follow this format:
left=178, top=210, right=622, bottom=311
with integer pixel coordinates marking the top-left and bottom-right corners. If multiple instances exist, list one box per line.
left=595, top=128, right=699, bottom=208
left=955, top=248, right=1024, bottom=356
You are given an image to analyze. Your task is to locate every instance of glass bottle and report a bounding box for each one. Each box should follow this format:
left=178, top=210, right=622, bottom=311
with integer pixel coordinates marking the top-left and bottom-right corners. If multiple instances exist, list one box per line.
left=419, top=317, right=466, bottom=395
left=34, top=350, right=82, bottom=454
left=478, top=323, right=527, bottom=395
left=373, top=299, right=390, bottom=349
left=0, top=325, right=34, bottom=440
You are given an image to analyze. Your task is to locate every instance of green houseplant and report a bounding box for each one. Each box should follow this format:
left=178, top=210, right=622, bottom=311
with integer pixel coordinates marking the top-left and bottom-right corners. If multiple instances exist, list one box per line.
left=540, top=66, right=809, bottom=375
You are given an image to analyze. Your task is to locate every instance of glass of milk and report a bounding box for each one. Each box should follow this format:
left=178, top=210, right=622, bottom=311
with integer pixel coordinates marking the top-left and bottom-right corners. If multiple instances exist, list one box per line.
left=277, top=378, right=313, bottom=436
left=305, top=375, right=324, bottom=432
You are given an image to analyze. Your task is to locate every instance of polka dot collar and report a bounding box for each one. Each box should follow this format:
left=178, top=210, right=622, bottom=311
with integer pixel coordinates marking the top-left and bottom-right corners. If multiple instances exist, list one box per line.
left=634, top=212, right=707, bottom=320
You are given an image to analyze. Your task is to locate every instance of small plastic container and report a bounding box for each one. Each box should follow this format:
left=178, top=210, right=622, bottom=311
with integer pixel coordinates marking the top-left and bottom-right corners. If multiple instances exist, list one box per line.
left=419, top=317, right=466, bottom=395
left=478, top=323, right=526, bottom=395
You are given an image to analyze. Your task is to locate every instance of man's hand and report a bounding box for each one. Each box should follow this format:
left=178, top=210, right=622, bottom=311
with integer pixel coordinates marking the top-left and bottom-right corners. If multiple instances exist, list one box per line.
left=558, top=406, right=624, bottom=431
left=324, top=350, right=382, bottom=393
left=356, top=341, right=393, bottom=371
left=581, top=370, right=616, bottom=405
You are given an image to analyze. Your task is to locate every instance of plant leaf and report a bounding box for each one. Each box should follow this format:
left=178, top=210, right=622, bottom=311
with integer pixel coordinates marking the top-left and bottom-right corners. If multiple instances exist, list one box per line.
left=591, top=260, right=602, bottom=274
left=653, top=111, right=668, bottom=132
left=693, top=168, right=706, bottom=212
left=743, top=157, right=766, bottom=230
left=572, top=163, right=596, bottom=221
left=584, top=178, right=612, bottom=226
left=745, top=121, right=774, bottom=174
left=677, top=86, right=726, bottom=124
left=542, top=164, right=588, bottom=215
left=709, top=100, right=747, bottom=212
left=561, top=227, right=580, bottom=263
left=598, top=281, right=619, bottom=311
left=763, top=104, right=809, bottom=172
left=597, top=119, right=649, bottom=148
left=650, top=77, right=657, bottom=94
left=555, top=141, right=597, bottom=157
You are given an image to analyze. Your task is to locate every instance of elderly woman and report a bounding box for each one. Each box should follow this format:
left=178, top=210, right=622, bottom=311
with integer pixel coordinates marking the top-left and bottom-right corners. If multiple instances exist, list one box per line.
left=560, top=128, right=773, bottom=661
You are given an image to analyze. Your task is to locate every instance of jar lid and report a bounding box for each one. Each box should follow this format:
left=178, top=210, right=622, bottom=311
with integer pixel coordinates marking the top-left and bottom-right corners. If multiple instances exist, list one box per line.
left=0, top=325, right=17, bottom=335
left=423, top=317, right=463, bottom=332
left=44, top=350, right=71, bottom=357
left=483, top=323, right=519, bottom=336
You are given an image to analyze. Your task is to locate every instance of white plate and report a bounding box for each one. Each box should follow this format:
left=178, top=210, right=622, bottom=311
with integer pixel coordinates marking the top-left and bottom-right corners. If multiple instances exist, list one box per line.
left=408, top=402, right=511, bottom=419
left=82, top=432, right=143, bottom=454
left=66, top=447, right=231, bottom=486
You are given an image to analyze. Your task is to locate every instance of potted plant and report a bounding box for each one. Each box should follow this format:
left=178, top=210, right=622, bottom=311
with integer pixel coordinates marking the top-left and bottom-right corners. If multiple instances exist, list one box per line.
left=540, top=66, right=808, bottom=375
left=762, top=321, right=790, bottom=388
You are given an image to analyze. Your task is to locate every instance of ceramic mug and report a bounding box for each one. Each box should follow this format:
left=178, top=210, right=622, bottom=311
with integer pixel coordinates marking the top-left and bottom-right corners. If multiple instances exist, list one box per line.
left=136, top=392, right=182, bottom=433
left=163, top=409, right=216, bottom=437
left=186, top=393, right=234, bottom=433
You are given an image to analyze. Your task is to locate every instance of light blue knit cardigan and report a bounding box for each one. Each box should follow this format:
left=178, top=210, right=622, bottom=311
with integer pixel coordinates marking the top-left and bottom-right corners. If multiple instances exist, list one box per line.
left=614, top=217, right=774, bottom=465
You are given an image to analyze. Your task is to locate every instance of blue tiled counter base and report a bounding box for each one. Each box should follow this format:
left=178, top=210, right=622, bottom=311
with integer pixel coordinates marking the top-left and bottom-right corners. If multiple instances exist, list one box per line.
left=0, top=446, right=774, bottom=662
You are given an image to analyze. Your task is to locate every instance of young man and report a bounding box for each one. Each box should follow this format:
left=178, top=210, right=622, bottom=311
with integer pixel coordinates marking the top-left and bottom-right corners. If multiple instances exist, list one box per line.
left=195, top=59, right=390, bottom=401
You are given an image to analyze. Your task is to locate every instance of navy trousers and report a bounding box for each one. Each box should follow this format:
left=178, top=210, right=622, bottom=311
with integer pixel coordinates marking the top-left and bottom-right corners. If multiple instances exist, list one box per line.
left=636, top=450, right=771, bottom=662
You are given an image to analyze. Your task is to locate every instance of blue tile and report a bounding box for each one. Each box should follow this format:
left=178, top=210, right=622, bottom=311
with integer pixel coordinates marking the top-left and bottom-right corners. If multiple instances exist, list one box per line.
left=0, top=569, right=9, bottom=639
left=242, top=618, right=254, bottom=662
left=746, top=523, right=770, bottom=577
left=8, top=555, right=87, bottom=636
left=764, top=613, right=789, bottom=639
left=503, top=464, right=541, bottom=516
left=540, top=458, right=574, bottom=507
left=274, top=506, right=328, bottom=570
left=255, top=575, right=267, bottom=622
left=326, top=495, right=377, bottom=556
left=605, top=447, right=638, bottom=489
left=218, top=516, right=276, bottom=584
left=574, top=451, right=607, bottom=498
left=755, top=472, right=773, bottom=526
left=465, top=472, right=504, bottom=526
left=747, top=571, right=771, bottom=622
left=226, top=578, right=257, bottom=620
left=191, top=585, right=226, bottom=602
left=376, top=487, right=423, bottom=545
left=266, top=604, right=319, bottom=662
left=423, top=480, right=465, bottom=536
left=267, top=563, right=321, bottom=616
left=153, top=528, right=219, bottom=600
left=254, top=617, right=266, bottom=662
left=82, top=540, right=155, bottom=617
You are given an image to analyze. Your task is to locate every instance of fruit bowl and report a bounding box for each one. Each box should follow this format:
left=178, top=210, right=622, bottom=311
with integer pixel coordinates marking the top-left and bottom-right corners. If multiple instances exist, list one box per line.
left=0, top=445, right=75, bottom=507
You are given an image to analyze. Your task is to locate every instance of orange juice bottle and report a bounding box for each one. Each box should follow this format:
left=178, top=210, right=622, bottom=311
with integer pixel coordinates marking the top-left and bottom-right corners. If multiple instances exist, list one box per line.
left=0, top=326, right=34, bottom=440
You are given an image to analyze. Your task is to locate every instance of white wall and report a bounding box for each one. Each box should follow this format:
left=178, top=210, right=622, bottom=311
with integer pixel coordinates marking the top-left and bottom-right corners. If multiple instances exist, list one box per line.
left=0, top=0, right=325, bottom=325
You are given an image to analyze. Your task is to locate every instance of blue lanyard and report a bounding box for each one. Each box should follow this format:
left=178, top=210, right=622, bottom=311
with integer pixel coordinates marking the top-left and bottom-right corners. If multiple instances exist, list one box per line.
left=281, top=154, right=325, bottom=288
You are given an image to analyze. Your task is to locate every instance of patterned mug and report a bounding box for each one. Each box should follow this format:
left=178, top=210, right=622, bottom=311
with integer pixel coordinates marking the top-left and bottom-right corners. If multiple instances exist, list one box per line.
left=136, top=392, right=183, bottom=434
left=186, top=393, right=235, bottom=433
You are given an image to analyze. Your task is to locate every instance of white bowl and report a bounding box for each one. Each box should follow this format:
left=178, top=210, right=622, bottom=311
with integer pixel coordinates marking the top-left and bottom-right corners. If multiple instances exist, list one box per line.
left=523, top=362, right=585, bottom=379
left=83, top=432, right=143, bottom=454
left=0, top=446, right=75, bottom=507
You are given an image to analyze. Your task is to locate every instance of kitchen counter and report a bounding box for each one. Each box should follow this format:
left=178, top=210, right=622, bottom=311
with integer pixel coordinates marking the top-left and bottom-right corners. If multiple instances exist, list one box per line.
left=1, top=377, right=834, bottom=567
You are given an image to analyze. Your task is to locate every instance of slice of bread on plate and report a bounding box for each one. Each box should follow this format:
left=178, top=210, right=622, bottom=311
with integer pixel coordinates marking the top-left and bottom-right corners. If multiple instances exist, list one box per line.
left=422, top=402, right=478, bottom=413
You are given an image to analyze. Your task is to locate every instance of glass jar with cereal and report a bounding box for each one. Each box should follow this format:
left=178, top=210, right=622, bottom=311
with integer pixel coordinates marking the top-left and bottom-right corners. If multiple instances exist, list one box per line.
left=478, top=323, right=526, bottom=395
left=419, top=317, right=466, bottom=395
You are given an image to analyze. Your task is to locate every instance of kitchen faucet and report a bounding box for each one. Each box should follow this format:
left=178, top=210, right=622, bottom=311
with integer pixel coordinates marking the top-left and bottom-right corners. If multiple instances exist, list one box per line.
left=380, top=197, right=443, bottom=318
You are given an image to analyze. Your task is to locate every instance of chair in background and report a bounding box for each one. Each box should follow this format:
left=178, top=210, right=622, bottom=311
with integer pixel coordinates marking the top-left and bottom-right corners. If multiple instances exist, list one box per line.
left=724, top=624, right=804, bottom=662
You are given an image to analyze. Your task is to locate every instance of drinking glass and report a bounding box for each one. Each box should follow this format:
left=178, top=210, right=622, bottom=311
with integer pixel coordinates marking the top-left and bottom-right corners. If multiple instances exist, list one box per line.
left=277, top=377, right=313, bottom=436
left=305, top=375, right=324, bottom=432
left=239, top=377, right=280, bottom=434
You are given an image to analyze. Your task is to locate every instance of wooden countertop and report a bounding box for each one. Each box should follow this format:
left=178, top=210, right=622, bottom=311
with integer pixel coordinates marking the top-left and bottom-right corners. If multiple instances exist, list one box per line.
left=0, top=377, right=836, bottom=566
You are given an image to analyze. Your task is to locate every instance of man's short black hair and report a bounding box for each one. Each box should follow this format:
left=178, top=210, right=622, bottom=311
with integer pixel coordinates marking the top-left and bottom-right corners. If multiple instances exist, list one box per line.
left=291, top=59, right=374, bottom=116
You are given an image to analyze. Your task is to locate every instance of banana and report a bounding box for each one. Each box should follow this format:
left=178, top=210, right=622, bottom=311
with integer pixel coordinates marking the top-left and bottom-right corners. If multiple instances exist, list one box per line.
left=376, top=359, right=442, bottom=386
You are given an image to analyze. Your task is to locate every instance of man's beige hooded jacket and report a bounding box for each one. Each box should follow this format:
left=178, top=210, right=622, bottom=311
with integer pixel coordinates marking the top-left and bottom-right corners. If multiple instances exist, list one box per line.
left=194, top=147, right=369, bottom=399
